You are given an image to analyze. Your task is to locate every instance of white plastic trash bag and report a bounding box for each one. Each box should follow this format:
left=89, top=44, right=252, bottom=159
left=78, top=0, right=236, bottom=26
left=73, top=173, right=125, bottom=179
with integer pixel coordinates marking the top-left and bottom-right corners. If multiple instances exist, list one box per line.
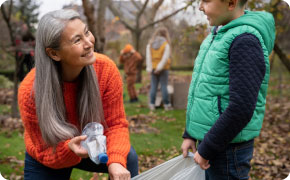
left=132, top=152, right=205, bottom=180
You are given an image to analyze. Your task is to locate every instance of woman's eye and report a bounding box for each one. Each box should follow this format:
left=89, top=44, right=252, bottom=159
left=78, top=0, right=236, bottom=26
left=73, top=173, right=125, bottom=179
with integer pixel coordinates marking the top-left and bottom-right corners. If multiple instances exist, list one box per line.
left=85, top=30, right=90, bottom=36
left=74, top=38, right=80, bottom=43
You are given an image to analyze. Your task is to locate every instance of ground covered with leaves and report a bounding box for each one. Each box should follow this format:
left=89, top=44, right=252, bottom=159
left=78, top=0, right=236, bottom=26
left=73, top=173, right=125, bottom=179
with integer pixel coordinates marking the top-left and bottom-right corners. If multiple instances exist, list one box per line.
left=0, top=71, right=289, bottom=179
left=126, top=98, right=290, bottom=180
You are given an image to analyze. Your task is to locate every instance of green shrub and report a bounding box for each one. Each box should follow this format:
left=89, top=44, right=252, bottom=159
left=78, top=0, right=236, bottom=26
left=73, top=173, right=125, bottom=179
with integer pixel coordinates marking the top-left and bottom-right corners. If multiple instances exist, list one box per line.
left=0, top=75, right=13, bottom=88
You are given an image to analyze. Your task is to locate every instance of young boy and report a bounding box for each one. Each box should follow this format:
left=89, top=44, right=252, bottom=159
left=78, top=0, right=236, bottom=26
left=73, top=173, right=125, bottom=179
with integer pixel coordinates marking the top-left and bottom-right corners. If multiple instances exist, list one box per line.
left=119, top=44, right=142, bottom=103
left=181, top=0, right=275, bottom=179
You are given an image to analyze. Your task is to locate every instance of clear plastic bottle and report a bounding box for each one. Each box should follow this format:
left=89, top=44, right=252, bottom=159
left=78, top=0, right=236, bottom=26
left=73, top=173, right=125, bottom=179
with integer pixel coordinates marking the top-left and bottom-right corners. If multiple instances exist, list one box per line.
left=81, top=122, right=108, bottom=164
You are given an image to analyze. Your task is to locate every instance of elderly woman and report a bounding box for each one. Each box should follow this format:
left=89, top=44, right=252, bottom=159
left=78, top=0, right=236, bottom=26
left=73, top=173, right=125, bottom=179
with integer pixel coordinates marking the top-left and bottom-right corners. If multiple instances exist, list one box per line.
left=18, top=9, right=138, bottom=180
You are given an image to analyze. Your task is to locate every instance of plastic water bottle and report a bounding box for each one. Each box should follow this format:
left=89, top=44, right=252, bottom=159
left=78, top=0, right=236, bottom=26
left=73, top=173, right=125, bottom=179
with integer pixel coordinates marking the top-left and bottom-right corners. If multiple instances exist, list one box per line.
left=81, top=122, right=108, bottom=164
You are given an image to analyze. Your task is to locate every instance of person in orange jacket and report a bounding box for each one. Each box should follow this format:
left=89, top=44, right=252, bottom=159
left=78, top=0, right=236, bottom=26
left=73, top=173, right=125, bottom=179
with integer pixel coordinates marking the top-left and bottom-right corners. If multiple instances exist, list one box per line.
left=119, top=44, right=142, bottom=103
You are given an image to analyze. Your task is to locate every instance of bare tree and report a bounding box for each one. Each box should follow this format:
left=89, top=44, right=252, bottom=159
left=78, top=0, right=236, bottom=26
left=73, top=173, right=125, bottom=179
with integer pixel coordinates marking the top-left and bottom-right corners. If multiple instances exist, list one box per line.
left=270, top=1, right=290, bottom=72
left=274, top=43, right=290, bottom=72
left=82, top=0, right=108, bottom=53
left=107, top=0, right=195, bottom=51
left=107, top=0, right=194, bottom=81
left=1, top=0, right=19, bottom=117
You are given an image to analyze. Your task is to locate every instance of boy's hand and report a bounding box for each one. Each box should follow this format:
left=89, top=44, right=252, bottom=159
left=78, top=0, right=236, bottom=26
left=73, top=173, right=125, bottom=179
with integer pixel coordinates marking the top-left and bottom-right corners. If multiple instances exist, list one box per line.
left=108, top=163, right=131, bottom=180
left=68, top=135, right=88, bottom=158
left=181, top=138, right=196, bottom=158
left=194, top=151, right=210, bottom=170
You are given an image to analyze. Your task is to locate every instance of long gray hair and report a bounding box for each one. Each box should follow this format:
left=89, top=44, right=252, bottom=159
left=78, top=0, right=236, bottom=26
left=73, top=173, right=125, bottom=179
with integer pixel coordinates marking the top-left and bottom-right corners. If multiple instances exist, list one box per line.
left=35, top=9, right=104, bottom=147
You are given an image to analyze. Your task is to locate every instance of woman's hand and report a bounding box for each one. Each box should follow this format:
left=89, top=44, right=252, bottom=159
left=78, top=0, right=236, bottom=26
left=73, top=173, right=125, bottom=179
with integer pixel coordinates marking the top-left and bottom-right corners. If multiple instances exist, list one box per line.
left=181, top=138, right=196, bottom=158
left=68, top=135, right=88, bottom=158
left=108, top=163, right=131, bottom=180
left=194, top=151, right=210, bottom=170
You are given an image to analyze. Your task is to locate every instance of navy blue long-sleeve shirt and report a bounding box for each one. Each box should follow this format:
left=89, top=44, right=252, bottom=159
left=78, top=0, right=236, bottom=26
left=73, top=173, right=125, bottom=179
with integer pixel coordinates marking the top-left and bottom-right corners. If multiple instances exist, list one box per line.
left=183, top=32, right=266, bottom=160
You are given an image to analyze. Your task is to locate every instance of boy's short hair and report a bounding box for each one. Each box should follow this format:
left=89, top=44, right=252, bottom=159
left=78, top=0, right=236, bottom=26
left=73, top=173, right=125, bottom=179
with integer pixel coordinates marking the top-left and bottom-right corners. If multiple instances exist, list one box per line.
left=239, top=0, right=247, bottom=7
left=221, top=0, right=247, bottom=7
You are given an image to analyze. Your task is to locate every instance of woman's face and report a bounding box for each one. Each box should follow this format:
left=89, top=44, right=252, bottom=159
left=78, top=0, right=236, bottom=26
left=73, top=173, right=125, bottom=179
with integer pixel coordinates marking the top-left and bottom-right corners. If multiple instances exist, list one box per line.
left=56, top=18, right=95, bottom=81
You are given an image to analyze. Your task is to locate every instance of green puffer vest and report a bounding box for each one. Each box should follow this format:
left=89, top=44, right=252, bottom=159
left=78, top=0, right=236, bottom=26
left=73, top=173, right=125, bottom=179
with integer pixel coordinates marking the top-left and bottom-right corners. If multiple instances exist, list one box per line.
left=186, top=11, right=275, bottom=143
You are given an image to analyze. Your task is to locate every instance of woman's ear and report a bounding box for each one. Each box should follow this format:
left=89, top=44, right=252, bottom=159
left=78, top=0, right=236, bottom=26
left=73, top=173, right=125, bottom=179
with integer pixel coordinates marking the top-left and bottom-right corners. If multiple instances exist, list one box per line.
left=46, top=48, right=61, bottom=61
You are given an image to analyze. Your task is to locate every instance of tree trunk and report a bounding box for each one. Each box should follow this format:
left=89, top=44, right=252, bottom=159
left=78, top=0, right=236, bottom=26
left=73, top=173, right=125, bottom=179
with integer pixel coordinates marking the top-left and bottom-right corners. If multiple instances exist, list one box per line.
left=133, top=30, right=143, bottom=82
left=12, top=54, right=20, bottom=118
left=83, top=0, right=107, bottom=53
left=95, top=0, right=107, bottom=53
left=82, top=0, right=99, bottom=52
left=1, top=1, right=20, bottom=117
left=274, top=43, right=290, bottom=72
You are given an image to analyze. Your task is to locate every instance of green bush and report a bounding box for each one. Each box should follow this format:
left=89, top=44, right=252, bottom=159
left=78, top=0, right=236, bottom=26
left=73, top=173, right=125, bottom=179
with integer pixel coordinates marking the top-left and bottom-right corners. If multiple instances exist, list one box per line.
left=0, top=75, right=13, bottom=88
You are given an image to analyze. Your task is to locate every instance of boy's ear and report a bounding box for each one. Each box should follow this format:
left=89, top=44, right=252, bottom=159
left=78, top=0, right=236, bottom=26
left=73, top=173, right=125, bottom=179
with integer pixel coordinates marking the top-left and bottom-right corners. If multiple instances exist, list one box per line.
left=228, top=0, right=238, bottom=10
left=46, top=48, right=61, bottom=61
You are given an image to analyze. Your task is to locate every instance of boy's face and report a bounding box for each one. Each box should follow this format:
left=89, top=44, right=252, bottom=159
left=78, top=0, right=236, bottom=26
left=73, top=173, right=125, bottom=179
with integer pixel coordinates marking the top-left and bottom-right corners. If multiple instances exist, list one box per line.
left=199, top=0, right=233, bottom=26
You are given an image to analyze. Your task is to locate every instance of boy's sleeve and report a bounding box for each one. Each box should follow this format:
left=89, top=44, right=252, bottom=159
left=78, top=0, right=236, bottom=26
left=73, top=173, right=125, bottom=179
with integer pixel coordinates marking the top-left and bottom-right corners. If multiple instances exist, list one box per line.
left=198, top=33, right=266, bottom=160
left=182, top=129, right=197, bottom=141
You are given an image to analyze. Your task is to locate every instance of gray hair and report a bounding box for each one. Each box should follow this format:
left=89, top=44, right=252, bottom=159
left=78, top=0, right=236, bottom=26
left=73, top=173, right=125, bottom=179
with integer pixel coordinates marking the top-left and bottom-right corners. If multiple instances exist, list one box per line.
left=35, top=9, right=104, bottom=147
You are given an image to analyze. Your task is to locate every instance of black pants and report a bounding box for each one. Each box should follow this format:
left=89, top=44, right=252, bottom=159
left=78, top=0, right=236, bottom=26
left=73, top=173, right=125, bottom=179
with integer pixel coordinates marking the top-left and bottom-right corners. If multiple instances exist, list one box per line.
left=24, top=146, right=138, bottom=180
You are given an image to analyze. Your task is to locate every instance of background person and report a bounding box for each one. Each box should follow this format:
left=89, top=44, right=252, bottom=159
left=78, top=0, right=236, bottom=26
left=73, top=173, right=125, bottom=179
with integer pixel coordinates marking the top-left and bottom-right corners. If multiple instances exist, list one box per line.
left=146, top=27, right=172, bottom=111
left=119, top=44, right=142, bottom=103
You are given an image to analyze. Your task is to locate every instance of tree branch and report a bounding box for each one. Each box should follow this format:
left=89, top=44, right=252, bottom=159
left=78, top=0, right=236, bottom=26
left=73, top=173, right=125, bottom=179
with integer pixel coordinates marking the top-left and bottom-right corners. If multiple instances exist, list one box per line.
left=274, top=43, right=290, bottom=72
left=8, top=0, right=12, bottom=20
left=152, top=0, right=164, bottom=18
left=130, top=0, right=141, bottom=11
left=137, top=0, right=149, bottom=20
left=141, top=2, right=193, bottom=31
left=107, top=0, right=134, bottom=31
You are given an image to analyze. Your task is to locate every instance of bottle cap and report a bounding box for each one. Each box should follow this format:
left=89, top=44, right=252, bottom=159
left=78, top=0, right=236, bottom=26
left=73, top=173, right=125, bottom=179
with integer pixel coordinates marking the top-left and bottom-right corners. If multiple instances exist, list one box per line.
left=98, top=153, right=108, bottom=163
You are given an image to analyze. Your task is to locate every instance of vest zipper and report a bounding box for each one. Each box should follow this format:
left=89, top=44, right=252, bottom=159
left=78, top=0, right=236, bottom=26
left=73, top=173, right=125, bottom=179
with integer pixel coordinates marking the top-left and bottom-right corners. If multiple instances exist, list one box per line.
left=217, top=95, right=223, bottom=115
left=189, top=31, right=217, bottom=110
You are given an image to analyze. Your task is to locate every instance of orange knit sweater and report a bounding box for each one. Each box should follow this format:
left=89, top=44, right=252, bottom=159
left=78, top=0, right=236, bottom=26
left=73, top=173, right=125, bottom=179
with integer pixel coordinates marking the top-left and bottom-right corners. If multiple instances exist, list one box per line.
left=18, top=53, right=130, bottom=169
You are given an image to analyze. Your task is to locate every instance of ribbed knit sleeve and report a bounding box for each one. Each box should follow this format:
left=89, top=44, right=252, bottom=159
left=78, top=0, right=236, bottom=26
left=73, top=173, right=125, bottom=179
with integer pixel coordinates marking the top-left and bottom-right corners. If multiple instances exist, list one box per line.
left=18, top=69, right=81, bottom=169
left=94, top=53, right=130, bottom=168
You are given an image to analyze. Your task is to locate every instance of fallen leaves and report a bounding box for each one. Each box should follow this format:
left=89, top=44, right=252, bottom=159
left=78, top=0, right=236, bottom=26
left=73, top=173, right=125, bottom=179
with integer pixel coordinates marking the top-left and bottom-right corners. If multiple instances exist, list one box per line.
left=0, top=116, right=24, bottom=134
left=0, top=88, right=13, bottom=105
left=250, top=96, right=290, bottom=180
left=138, top=146, right=180, bottom=173
left=127, top=113, right=176, bottom=134
left=0, top=156, right=24, bottom=180
left=128, top=114, right=159, bottom=134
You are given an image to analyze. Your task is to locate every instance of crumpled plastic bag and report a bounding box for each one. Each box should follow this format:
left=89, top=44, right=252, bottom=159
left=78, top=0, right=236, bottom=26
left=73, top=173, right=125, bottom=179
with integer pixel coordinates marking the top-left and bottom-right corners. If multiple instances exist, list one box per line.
left=132, top=152, right=205, bottom=180
left=81, top=122, right=108, bottom=164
